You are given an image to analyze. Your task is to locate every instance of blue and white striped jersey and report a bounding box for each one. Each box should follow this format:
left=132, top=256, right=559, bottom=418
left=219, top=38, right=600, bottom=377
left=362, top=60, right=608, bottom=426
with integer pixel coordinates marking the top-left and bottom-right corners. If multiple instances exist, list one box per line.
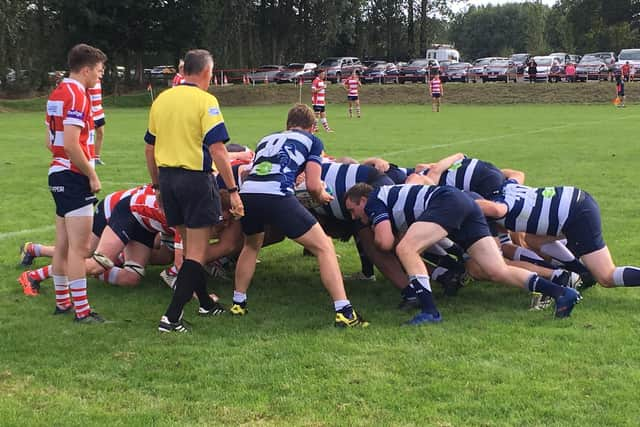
left=315, top=162, right=381, bottom=220
left=438, top=156, right=506, bottom=199
left=365, top=184, right=442, bottom=233
left=241, top=130, right=324, bottom=196
left=495, top=182, right=581, bottom=236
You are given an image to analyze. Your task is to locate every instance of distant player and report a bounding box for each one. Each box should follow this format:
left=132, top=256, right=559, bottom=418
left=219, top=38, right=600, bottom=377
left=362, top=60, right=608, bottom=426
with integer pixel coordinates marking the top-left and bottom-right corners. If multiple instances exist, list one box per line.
left=615, top=74, right=625, bottom=107
left=429, top=71, right=443, bottom=112
left=311, top=70, right=333, bottom=132
left=88, top=79, right=106, bottom=165
left=343, top=70, right=361, bottom=118
left=172, top=59, right=185, bottom=87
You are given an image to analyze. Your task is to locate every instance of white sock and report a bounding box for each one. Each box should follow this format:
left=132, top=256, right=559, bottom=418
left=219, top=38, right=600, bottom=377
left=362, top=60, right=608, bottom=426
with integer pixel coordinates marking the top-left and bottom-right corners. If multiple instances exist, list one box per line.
left=333, top=299, right=350, bottom=311
left=233, top=291, right=247, bottom=303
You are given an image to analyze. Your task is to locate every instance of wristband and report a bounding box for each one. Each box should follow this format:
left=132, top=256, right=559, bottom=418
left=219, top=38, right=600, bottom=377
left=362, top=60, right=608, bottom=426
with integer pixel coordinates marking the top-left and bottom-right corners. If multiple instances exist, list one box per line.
left=227, top=186, right=239, bottom=193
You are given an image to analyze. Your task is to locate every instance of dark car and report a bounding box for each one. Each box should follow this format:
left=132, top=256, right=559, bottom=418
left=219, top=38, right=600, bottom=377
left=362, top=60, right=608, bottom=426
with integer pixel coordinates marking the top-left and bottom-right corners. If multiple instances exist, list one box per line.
left=575, top=55, right=608, bottom=82
left=361, top=62, right=398, bottom=84
left=274, top=63, right=317, bottom=84
left=248, top=65, right=285, bottom=84
left=587, top=52, right=616, bottom=71
left=398, top=59, right=439, bottom=84
left=468, top=57, right=502, bottom=83
left=362, top=59, right=387, bottom=69
left=150, top=65, right=177, bottom=79
left=442, top=62, right=471, bottom=82
left=509, top=53, right=530, bottom=74
left=318, top=57, right=363, bottom=83
left=483, top=59, right=517, bottom=82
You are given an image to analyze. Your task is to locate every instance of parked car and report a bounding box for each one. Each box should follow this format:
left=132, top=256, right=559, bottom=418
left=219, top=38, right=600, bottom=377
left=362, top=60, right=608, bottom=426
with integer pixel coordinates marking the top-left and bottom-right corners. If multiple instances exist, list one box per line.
left=398, top=58, right=439, bottom=83
left=509, top=53, right=530, bottom=74
left=318, top=57, right=363, bottom=83
left=274, top=63, right=317, bottom=84
left=150, top=65, right=177, bottom=79
left=575, top=55, right=608, bottom=81
left=468, top=57, right=503, bottom=83
left=442, top=62, right=471, bottom=82
left=567, top=54, right=582, bottom=64
left=615, top=49, right=640, bottom=80
left=586, top=52, right=616, bottom=71
left=361, top=62, right=398, bottom=84
left=362, top=59, right=387, bottom=69
left=524, top=56, right=555, bottom=82
left=248, top=65, right=284, bottom=83
left=483, top=59, right=517, bottom=82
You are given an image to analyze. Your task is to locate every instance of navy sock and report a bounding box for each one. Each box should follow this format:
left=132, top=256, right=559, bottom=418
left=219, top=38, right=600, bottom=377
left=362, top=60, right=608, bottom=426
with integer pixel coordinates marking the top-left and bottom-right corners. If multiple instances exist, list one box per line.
left=562, top=259, right=589, bottom=275
left=410, top=277, right=438, bottom=315
left=527, top=274, right=564, bottom=299
left=401, top=284, right=417, bottom=300
left=613, top=266, right=640, bottom=286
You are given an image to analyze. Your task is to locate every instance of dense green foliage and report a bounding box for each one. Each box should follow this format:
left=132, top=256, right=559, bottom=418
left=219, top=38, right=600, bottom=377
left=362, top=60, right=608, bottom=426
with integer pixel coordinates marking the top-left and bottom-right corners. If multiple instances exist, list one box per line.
left=1, top=104, right=640, bottom=425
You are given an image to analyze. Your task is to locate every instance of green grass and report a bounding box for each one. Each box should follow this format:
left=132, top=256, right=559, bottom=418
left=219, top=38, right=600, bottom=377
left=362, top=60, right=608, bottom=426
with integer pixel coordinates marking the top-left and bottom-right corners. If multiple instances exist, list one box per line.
left=1, top=104, right=640, bottom=426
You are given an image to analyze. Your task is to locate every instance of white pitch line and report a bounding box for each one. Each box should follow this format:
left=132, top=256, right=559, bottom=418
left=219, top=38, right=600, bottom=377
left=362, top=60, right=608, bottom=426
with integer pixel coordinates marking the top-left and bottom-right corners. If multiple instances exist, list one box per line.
left=378, top=113, right=636, bottom=158
left=0, top=225, right=55, bottom=241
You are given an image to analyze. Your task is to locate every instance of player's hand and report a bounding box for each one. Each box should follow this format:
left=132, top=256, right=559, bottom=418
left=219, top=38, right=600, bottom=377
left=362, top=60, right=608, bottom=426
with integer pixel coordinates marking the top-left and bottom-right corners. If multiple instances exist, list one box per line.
left=89, top=173, right=101, bottom=194
left=234, top=150, right=254, bottom=162
left=316, top=189, right=334, bottom=204
left=371, top=158, right=390, bottom=173
left=229, top=191, right=244, bottom=219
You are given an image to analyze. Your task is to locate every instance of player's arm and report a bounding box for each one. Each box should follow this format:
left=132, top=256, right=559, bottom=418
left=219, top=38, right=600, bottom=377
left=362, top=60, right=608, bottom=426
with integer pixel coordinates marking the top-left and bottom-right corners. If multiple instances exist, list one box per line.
left=425, top=152, right=464, bottom=182
left=63, top=124, right=100, bottom=193
left=145, top=143, right=158, bottom=187
left=373, top=220, right=395, bottom=252
left=361, top=157, right=390, bottom=173
left=405, top=173, right=436, bottom=185
left=304, top=161, right=333, bottom=204
left=475, top=199, right=508, bottom=218
left=45, top=129, right=53, bottom=152
left=211, top=143, right=244, bottom=218
left=501, top=168, right=525, bottom=184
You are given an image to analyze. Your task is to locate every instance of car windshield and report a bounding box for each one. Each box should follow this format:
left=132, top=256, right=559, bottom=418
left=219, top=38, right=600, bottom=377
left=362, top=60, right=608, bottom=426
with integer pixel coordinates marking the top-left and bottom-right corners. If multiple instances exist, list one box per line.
left=534, top=57, right=553, bottom=66
left=319, top=59, right=339, bottom=67
left=491, top=60, right=510, bottom=66
left=449, top=63, right=469, bottom=69
left=511, top=54, right=528, bottom=62
left=286, top=64, right=304, bottom=70
left=371, top=64, right=386, bottom=70
left=619, top=51, right=640, bottom=61
left=474, top=59, right=493, bottom=66
left=257, top=66, right=280, bottom=71
left=579, top=56, right=602, bottom=64
left=408, top=59, right=429, bottom=66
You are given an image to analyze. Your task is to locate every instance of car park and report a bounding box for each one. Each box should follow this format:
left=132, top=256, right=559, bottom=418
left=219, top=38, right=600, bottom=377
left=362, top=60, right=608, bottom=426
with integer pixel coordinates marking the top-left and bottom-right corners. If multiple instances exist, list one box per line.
left=318, top=57, right=363, bottom=83
left=586, top=52, right=616, bottom=72
left=361, top=62, right=398, bottom=84
left=398, top=58, right=439, bottom=83
left=483, top=59, right=517, bottom=82
left=442, top=62, right=471, bottom=82
left=248, top=65, right=285, bottom=83
left=509, top=53, right=530, bottom=74
left=274, top=63, right=317, bottom=84
left=575, top=55, right=608, bottom=81
left=468, top=57, right=503, bottom=83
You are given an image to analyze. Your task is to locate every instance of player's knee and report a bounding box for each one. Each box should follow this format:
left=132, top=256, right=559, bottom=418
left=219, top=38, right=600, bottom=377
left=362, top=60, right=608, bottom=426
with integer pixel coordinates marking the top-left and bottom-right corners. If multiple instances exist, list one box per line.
left=593, top=269, right=615, bottom=287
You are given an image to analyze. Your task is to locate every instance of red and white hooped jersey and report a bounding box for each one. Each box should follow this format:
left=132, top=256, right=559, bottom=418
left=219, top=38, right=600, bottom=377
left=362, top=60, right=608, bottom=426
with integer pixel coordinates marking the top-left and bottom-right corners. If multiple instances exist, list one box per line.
left=87, top=80, right=105, bottom=122
left=344, top=78, right=360, bottom=96
left=128, top=187, right=182, bottom=246
left=102, top=185, right=149, bottom=221
left=430, top=78, right=442, bottom=94
left=311, top=77, right=326, bottom=106
left=46, top=78, right=95, bottom=175
left=171, top=73, right=185, bottom=87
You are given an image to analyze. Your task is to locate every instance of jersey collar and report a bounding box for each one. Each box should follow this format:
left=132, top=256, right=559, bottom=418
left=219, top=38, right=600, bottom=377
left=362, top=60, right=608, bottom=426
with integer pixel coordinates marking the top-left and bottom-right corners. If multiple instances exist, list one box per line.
left=63, top=77, right=86, bottom=91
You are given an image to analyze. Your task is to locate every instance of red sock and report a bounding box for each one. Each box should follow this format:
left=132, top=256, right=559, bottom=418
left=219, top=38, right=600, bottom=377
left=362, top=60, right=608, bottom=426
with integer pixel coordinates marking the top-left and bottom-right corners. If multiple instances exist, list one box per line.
left=69, top=278, right=90, bottom=318
left=53, top=274, right=71, bottom=309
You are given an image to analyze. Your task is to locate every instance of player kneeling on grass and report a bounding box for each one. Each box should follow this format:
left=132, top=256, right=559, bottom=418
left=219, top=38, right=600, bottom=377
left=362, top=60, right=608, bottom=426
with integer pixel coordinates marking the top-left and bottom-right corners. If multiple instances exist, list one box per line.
left=345, top=183, right=581, bottom=325
left=232, top=103, right=368, bottom=327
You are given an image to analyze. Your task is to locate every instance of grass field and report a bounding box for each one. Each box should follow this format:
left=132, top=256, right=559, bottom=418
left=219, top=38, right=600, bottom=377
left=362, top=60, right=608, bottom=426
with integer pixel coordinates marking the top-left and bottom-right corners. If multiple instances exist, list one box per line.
left=1, top=103, right=640, bottom=426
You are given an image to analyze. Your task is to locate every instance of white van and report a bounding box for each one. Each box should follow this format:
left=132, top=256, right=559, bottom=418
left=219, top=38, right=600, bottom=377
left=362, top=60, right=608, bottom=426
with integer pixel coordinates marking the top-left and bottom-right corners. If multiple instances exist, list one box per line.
left=426, top=45, right=460, bottom=63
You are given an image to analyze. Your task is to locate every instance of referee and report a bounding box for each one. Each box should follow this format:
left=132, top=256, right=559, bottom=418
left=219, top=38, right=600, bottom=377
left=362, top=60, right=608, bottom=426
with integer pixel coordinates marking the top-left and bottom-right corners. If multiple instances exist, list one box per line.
left=145, top=49, right=243, bottom=333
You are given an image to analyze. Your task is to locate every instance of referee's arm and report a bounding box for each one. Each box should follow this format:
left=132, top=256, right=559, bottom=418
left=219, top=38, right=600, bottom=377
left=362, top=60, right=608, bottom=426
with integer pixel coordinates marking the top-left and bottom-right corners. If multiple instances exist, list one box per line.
left=210, top=142, right=244, bottom=218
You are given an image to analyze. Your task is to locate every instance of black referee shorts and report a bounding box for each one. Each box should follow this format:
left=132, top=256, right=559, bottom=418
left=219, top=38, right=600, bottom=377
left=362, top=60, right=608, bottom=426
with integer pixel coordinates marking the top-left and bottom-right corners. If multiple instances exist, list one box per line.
left=158, top=167, right=223, bottom=228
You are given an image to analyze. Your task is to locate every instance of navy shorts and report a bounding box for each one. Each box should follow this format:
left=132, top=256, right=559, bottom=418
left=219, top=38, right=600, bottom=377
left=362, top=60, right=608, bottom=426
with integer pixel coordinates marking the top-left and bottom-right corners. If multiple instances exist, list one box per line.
left=107, top=196, right=156, bottom=248
left=562, top=191, right=606, bottom=257
left=240, top=193, right=317, bottom=239
left=313, top=105, right=325, bottom=113
left=49, top=170, right=97, bottom=217
left=158, top=167, right=223, bottom=228
left=618, top=89, right=625, bottom=97
left=417, top=187, right=491, bottom=250
left=92, top=200, right=107, bottom=237
left=94, top=118, right=106, bottom=128
left=347, top=96, right=358, bottom=101
left=432, top=93, right=441, bottom=99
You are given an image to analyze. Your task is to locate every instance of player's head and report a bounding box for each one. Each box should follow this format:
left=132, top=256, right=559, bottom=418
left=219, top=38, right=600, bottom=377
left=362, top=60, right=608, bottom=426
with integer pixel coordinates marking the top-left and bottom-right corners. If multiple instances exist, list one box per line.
left=184, top=49, right=213, bottom=89
left=344, top=183, right=374, bottom=223
left=318, top=70, right=326, bottom=79
left=287, top=103, right=315, bottom=131
left=67, top=44, right=107, bottom=87
left=178, top=59, right=184, bottom=74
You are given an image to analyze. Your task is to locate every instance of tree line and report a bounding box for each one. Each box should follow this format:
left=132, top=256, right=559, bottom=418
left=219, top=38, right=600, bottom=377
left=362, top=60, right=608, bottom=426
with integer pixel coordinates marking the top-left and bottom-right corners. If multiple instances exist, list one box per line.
left=1, top=0, right=638, bottom=93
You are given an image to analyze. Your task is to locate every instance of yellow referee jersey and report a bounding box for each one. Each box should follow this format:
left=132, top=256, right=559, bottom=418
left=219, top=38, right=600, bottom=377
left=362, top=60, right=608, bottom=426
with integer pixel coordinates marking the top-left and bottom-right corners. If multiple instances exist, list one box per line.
left=144, top=83, right=230, bottom=172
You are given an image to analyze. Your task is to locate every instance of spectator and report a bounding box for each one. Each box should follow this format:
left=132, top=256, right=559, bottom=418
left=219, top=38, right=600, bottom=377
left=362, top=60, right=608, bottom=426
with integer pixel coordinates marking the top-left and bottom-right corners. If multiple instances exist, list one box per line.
left=622, top=61, right=631, bottom=82
left=172, top=59, right=185, bottom=87
left=565, top=62, right=576, bottom=83
left=528, top=58, right=537, bottom=83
